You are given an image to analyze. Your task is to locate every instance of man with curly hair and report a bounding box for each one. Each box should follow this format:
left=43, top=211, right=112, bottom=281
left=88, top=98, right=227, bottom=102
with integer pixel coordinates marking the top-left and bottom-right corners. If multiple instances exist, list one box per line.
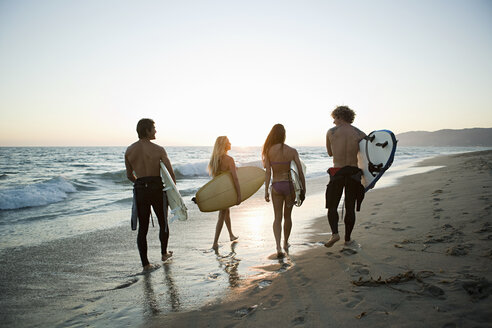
left=325, top=106, right=366, bottom=247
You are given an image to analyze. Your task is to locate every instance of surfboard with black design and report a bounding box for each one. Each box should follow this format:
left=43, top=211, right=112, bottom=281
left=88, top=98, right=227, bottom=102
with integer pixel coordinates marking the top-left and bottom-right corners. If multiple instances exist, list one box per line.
left=358, top=130, right=397, bottom=192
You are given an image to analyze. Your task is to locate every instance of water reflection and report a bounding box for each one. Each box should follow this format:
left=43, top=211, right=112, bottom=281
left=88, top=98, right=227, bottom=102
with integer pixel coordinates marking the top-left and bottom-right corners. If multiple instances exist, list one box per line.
left=215, top=242, right=241, bottom=288
left=162, top=263, right=181, bottom=312
left=141, top=263, right=181, bottom=317
left=142, top=273, right=159, bottom=317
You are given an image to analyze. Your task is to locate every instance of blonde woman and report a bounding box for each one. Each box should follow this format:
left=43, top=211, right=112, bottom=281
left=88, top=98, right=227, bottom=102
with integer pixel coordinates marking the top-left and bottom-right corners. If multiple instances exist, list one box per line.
left=263, top=124, right=305, bottom=257
left=208, top=136, right=242, bottom=250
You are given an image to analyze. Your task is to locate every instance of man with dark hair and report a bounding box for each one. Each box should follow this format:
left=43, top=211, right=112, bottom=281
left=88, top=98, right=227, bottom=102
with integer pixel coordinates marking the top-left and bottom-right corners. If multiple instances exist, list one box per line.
left=136, top=118, right=155, bottom=139
left=125, top=118, right=176, bottom=270
left=325, top=106, right=366, bottom=247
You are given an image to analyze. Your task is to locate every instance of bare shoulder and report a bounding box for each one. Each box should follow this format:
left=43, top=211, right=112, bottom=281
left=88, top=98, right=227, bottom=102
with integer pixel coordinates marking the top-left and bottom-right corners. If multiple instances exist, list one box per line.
left=285, top=144, right=298, bottom=155
left=125, top=141, right=139, bottom=155
left=150, top=142, right=166, bottom=155
left=352, top=126, right=366, bottom=138
left=283, top=144, right=298, bottom=159
left=223, top=154, right=234, bottom=164
left=327, top=126, right=338, bottom=135
left=221, top=154, right=236, bottom=170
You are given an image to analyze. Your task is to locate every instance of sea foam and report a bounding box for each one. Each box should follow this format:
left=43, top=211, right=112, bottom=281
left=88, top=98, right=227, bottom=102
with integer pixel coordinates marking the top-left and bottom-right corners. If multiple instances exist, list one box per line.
left=0, top=177, right=77, bottom=210
left=174, top=162, right=209, bottom=179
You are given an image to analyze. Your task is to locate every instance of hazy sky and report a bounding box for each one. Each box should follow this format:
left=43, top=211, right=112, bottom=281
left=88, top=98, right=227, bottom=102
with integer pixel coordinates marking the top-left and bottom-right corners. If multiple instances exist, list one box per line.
left=1, top=0, right=491, bottom=146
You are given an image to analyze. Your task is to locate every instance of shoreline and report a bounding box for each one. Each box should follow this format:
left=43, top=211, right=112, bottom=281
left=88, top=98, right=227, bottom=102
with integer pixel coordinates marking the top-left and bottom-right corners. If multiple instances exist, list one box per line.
left=149, top=150, right=492, bottom=327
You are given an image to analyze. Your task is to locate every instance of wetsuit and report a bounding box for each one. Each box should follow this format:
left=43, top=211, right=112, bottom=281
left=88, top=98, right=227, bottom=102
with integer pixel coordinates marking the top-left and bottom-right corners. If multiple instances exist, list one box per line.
left=134, top=176, right=168, bottom=267
left=325, top=166, right=365, bottom=241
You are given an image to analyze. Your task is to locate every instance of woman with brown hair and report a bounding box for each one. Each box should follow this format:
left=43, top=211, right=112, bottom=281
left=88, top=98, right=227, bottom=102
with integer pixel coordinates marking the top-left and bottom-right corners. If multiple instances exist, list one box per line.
left=262, top=124, right=305, bottom=257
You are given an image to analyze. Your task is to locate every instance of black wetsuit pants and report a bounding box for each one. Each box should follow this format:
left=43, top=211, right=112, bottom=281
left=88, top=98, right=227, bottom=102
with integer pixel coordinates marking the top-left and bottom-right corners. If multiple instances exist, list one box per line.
left=134, top=177, right=168, bottom=267
left=325, top=166, right=363, bottom=242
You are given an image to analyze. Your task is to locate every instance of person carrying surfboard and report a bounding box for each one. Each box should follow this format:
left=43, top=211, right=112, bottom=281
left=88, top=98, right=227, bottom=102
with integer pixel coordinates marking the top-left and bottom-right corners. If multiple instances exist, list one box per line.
left=125, top=118, right=176, bottom=271
left=208, top=136, right=241, bottom=251
left=262, top=124, right=306, bottom=258
left=325, top=106, right=366, bottom=248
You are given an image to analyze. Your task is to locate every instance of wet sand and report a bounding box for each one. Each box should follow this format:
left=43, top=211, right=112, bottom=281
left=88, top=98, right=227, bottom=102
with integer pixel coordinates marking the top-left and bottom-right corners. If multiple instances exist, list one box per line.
left=0, top=160, right=328, bottom=327
left=149, top=150, right=492, bottom=328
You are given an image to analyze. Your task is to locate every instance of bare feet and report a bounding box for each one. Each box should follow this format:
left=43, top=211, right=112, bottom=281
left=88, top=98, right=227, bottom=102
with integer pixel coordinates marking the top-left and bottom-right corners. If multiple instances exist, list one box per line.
left=212, top=243, right=219, bottom=251
left=230, top=235, right=238, bottom=242
left=344, top=240, right=357, bottom=247
left=324, top=234, right=340, bottom=248
left=162, top=251, right=173, bottom=261
left=283, top=241, right=290, bottom=251
left=142, top=264, right=160, bottom=272
left=276, top=247, right=285, bottom=258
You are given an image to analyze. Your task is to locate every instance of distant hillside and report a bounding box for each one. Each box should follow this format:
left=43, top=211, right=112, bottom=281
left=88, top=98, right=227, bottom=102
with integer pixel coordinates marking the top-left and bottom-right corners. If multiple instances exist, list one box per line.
left=396, top=128, right=492, bottom=147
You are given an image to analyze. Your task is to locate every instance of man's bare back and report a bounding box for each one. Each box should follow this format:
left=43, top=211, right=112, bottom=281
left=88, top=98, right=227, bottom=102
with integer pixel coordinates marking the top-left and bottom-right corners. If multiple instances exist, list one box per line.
left=326, top=123, right=365, bottom=168
left=125, top=140, right=175, bottom=183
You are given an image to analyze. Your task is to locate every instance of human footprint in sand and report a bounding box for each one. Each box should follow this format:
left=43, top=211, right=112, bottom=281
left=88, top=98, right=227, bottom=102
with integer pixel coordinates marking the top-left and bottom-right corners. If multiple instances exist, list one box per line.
left=125, top=118, right=176, bottom=270
left=263, top=124, right=306, bottom=258
left=208, top=136, right=241, bottom=250
left=325, top=106, right=366, bottom=247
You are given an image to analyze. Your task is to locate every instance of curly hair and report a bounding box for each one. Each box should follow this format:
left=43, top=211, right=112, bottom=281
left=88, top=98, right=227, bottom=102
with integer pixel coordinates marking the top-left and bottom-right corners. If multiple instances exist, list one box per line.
left=331, top=106, right=356, bottom=124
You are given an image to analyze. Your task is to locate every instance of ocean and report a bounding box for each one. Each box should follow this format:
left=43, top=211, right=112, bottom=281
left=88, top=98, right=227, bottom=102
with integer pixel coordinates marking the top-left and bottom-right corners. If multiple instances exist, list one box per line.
left=0, top=145, right=489, bottom=327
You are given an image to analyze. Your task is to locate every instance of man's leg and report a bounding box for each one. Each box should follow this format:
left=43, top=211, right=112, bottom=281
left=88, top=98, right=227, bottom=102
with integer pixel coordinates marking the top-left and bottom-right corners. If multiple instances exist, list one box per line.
left=152, top=191, right=172, bottom=261
left=325, top=179, right=344, bottom=247
left=344, top=179, right=358, bottom=242
left=136, top=197, right=151, bottom=267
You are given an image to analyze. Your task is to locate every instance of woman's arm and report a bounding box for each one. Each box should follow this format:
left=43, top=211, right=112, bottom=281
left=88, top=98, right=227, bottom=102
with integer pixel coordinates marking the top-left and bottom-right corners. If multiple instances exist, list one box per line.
left=293, top=149, right=306, bottom=194
left=264, top=155, right=271, bottom=202
left=225, top=155, right=242, bottom=205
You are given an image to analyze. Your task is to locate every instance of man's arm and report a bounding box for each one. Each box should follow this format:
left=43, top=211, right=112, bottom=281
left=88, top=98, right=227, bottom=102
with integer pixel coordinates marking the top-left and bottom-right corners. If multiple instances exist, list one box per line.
left=124, top=151, right=136, bottom=183
left=160, top=147, right=176, bottom=184
left=354, top=127, right=367, bottom=141
left=326, top=130, right=333, bottom=157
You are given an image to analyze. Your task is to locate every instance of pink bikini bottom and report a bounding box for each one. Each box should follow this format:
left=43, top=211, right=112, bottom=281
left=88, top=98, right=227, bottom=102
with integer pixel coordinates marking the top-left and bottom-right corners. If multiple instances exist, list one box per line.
left=272, top=181, right=293, bottom=196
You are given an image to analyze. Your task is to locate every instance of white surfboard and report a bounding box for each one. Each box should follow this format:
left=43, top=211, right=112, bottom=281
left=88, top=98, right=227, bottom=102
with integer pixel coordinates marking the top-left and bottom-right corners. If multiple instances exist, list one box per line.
left=194, top=166, right=265, bottom=212
left=290, top=160, right=306, bottom=207
left=160, top=161, right=188, bottom=222
left=358, top=130, right=397, bottom=191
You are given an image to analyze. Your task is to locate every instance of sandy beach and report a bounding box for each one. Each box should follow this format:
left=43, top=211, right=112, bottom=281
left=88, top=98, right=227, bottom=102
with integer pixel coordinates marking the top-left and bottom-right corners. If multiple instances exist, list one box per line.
left=149, top=150, right=492, bottom=328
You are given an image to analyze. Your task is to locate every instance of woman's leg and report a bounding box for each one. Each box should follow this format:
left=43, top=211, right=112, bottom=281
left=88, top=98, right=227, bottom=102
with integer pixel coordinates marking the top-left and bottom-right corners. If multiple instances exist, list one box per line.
left=223, top=209, right=238, bottom=241
left=283, top=193, right=294, bottom=250
left=212, top=209, right=227, bottom=249
left=272, top=190, right=285, bottom=256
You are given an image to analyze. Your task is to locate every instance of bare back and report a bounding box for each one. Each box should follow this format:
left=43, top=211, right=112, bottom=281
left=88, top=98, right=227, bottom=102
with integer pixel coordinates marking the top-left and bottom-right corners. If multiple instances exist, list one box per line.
left=326, top=124, right=366, bottom=167
left=267, top=144, right=297, bottom=182
left=125, top=140, right=174, bottom=182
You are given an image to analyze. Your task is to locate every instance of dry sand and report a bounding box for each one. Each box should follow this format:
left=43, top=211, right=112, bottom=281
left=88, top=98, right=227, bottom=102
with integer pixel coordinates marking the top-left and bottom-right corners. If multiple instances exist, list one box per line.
left=149, top=150, right=492, bottom=328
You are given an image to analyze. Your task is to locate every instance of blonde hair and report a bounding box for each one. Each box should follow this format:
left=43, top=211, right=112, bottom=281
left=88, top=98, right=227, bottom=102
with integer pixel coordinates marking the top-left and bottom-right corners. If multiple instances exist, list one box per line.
left=208, top=136, right=229, bottom=177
